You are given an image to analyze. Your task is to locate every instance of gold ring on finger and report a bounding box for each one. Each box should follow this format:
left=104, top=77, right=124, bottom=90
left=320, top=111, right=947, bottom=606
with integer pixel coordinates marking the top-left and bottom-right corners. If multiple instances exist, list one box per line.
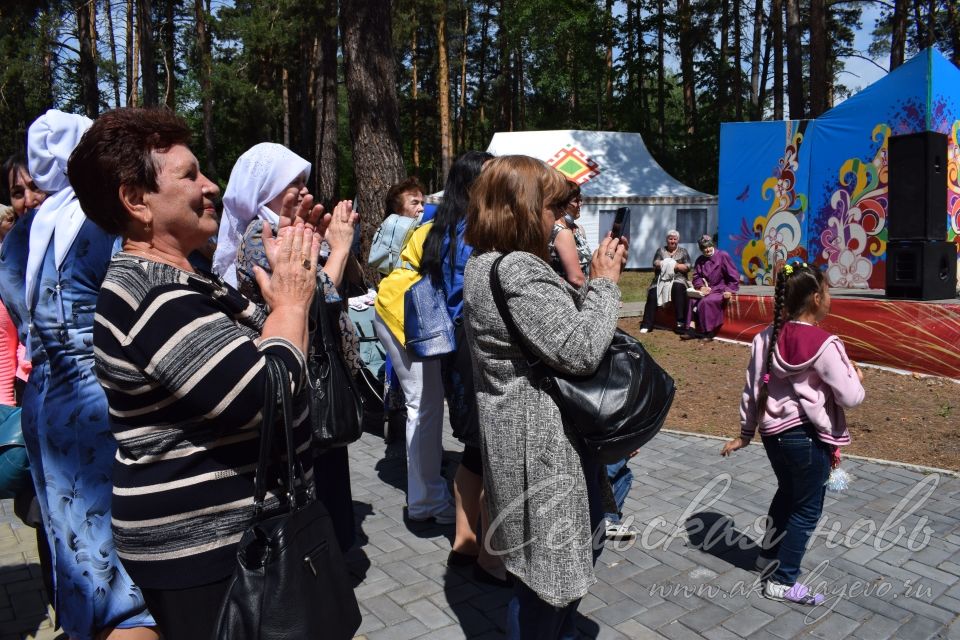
left=605, top=252, right=615, bottom=258
left=302, top=258, right=312, bottom=270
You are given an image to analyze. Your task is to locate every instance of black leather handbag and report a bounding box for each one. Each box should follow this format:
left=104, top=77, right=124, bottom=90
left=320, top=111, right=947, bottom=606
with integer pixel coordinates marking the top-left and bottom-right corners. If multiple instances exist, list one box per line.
left=490, top=255, right=676, bottom=464
left=214, top=355, right=362, bottom=640
left=308, top=287, right=364, bottom=448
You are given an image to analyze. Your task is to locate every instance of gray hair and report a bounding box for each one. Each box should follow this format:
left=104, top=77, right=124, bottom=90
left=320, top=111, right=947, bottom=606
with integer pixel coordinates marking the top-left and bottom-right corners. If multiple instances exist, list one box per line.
left=666, top=230, right=680, bottom=240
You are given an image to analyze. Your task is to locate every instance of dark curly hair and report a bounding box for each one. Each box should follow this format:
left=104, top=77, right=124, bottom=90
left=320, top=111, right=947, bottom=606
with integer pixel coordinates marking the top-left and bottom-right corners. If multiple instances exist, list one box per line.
left=68, top=108, right=193, bottom=235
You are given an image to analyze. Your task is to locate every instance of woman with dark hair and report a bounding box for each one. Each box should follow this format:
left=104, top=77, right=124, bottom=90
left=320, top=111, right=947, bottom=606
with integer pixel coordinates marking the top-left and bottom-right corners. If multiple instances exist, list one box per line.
left=69, top=107, right=320, bottom=639
left=463, top=155, right=627, bottom=637
left=418, top=151, right=508, bottom=583
left=2, top=153, right=47, bottom=217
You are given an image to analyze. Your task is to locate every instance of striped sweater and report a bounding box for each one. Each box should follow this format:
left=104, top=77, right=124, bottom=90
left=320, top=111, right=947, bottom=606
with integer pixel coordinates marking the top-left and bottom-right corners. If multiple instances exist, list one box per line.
left=94, top=253, right=311, bottom=590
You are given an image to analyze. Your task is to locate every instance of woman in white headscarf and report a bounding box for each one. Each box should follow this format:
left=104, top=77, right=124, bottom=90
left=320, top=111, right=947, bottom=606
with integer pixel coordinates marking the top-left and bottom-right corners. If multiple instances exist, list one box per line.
left=23, top=110, right=157, bottom=638
left=220, top=142, right=363, bottom=551
left=212, top=142, right=311, bottom=285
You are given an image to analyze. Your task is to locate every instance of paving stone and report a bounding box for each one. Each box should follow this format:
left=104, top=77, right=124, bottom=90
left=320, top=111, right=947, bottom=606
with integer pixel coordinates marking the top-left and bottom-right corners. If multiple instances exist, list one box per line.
left=677, top=603, right=733, bottom=632
left=850, top=613, right=904, bottom=640
left=364, top=617, right=430, bottom=640
left=591, top=597, right=649, bottom=626
left=762, top=610, right=813, bottom=639
left=614, top=618, right=668, bottom=639
left=894, top=613, right=949, bottom=640
left=403, top=599, right=455, bottom=630
left=719, top=607, right=774, bottom=637
left=657, top=620, right=708, bottom=640
left=807, top=612, right=861, bottom=639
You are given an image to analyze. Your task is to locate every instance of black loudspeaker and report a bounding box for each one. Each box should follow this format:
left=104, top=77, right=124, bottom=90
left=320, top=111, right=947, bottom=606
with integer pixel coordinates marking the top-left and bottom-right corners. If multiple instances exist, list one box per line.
left=887, top=132, right=948, bottom=241
left=885, top=241, right=957, bottom=300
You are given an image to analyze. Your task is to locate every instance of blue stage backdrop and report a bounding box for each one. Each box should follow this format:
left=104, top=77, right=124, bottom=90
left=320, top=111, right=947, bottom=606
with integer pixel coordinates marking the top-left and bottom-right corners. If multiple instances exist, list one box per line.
left=719, top=48, right=960, bottom=290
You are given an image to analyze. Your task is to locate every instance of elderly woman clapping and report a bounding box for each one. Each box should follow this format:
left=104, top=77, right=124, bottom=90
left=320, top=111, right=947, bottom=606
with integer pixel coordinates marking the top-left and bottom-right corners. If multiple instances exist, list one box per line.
left=68, top=108, right=321, bottom=640
left=221, top=142, right=362, bottom=552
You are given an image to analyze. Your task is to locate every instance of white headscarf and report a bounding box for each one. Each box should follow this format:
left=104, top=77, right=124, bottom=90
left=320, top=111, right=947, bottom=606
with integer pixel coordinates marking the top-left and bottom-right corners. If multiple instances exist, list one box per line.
left=213, top=143, right=311, bottom=286
left=25, top=109, right=94, bottom=308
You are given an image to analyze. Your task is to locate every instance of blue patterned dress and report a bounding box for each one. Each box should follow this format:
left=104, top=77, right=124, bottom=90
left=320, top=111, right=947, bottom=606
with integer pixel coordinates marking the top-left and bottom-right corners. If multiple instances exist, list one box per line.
left=24, top=218, right=153, bottom=638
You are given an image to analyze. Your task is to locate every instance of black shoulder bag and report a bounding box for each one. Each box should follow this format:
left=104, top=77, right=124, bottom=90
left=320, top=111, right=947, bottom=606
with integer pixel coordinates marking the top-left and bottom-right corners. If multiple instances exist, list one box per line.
left=489, top=254, right=676, bottom=464
left=308, top=286, right=364, bottom=448
left=214, top=354, right=362, bottom=639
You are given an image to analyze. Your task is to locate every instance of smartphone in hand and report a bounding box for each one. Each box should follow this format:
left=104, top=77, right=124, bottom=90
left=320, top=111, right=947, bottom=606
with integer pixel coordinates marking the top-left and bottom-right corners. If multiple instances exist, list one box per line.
left=611, top=206, right=631, bottom=240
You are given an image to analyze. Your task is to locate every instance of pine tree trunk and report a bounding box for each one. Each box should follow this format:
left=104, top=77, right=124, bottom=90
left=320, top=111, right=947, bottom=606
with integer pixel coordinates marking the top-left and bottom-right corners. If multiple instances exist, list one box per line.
left=719, top=0, right=730, bottom=120
left=808, top=0, right=828, bottom=117
left=677, top=0, right=697, bottom=136
left=515, top=42, right=525, bottom=130
left=474, top=0, right=490, bottom=148
left=282, top=67, right=290, bottom=147
left=733, top=0, right=743, bottom=120
left=604, top=0, right=614, bottom=128
left=105, top=0, right=122, bottom=108
left=457, top=1, right=468, bottom=153
left=195, top=0, right=216, bottom=178
left=784, top=0, right=804, bottom=119
left=437, top=0, right=452, bottom=181
left=314, top=0, right=339, bottom=205
left=75, top=0, right=99, bottom=118
left=749, top=0, right=762, bottom=116
left=126, top=0, right=136, bottom=105
left=497, top=0, right=512, bottom=131
left=138, top=0, right=158, bottom=106
left=411, top=30, right=420, bottom=175
left=341, top=0, right=406, bottom=279
left=772, top=0, right=784, bottom=119
left=890, top=0, right=908, bottom=69
left=758, top=15, right=772, bottom=120
left=947, top=0, right=960, bottom=67
left=162, top=0, right=175, bottom=108
left=656, top=0, right=666, bottom=147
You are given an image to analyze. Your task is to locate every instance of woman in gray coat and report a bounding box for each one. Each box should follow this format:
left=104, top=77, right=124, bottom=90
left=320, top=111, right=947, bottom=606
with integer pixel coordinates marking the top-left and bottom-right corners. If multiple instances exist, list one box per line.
left=462, top=155, right=627, bottom=638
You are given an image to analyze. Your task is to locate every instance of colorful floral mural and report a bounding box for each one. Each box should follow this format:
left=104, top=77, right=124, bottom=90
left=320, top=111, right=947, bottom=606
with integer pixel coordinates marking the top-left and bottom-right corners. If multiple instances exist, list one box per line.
left=816, top=125, right=890, bottom=289
left=949, top=121, right=960, bottom=263
left=729, top=121, right=809, bottom=284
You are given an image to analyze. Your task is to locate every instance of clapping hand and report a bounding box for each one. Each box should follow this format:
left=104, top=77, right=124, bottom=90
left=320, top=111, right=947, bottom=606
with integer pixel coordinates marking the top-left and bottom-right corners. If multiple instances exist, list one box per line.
left=264, top=191, right=325, bottom=270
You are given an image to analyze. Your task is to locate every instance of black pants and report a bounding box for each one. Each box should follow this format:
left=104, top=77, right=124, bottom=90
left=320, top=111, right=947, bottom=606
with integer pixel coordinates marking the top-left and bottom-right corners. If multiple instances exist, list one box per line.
left=141, top=575, right=233, bottom=640
left=641, top=282, right=688, bottom=330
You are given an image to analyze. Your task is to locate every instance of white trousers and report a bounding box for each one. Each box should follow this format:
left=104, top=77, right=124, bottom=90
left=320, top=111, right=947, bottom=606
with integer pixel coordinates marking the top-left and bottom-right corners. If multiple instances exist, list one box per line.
left=374, top=311, right=451, bottom=518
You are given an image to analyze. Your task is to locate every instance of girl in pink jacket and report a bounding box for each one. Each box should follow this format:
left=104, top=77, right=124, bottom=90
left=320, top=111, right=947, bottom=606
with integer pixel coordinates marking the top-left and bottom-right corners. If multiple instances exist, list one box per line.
left=721, top=263, right=864, bottom=605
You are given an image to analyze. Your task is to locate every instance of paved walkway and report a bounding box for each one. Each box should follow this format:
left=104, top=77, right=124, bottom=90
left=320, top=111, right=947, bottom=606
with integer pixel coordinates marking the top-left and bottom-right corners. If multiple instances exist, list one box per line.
left=1, top=428, right=959, bottom=639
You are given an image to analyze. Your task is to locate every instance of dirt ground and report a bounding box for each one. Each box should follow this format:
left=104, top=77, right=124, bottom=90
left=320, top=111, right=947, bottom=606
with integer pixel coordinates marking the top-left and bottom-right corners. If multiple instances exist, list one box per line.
left=618, top=317, right=960, bottom=472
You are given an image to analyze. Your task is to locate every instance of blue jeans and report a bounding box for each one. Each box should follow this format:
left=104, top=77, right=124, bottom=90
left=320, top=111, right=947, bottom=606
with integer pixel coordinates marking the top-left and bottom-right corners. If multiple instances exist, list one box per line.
left=506, top=458, right=604, bottom=639
left=760, top=426, right=831, bottom=585
left=604, top=458, right=633, bottom=523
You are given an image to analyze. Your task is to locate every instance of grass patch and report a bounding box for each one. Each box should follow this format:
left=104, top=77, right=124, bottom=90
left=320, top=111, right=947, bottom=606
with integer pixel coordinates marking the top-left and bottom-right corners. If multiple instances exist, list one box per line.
left=618, top=270, right=652, bottom=303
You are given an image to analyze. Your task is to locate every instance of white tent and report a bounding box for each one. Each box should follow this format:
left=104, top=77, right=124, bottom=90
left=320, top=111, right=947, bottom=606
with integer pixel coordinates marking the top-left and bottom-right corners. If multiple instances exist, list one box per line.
left=485, top=130, right=718, bottom=268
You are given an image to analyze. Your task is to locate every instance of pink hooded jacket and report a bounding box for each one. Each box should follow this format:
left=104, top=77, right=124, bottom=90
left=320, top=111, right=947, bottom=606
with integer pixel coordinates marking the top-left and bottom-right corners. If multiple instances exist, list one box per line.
left=740, top=321, right=864, bottom=446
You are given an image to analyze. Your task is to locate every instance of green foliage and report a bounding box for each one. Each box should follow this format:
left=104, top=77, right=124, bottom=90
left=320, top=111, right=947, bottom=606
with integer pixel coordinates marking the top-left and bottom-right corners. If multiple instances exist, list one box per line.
left=1, top=0, right=956, bottom=206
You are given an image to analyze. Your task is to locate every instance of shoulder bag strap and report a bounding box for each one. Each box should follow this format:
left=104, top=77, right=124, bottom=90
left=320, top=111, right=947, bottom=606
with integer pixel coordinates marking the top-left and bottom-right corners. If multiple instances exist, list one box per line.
left=253, top=355, right=279, bottom=513
left=253, top=354, right=302, bottom=515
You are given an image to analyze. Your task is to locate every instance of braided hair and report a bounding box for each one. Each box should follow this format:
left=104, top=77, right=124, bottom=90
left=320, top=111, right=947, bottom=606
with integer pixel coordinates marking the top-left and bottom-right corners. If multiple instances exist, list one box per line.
left=755, top=263, right=826, bottom=422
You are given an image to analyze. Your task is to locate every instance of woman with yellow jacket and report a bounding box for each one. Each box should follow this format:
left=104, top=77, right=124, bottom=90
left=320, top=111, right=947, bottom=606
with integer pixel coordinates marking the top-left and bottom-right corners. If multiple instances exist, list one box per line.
left=374, top=185, right=455, bottom=525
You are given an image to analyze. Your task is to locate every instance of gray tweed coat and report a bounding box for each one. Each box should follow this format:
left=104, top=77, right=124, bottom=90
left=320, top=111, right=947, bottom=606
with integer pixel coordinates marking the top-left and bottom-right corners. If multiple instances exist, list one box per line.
left=462, top=251, right=621, bottom=607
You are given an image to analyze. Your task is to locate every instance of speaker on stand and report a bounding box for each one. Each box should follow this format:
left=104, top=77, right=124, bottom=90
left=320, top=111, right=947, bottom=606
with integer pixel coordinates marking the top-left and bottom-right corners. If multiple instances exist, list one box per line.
left=885, top=132, right=957, bottom=300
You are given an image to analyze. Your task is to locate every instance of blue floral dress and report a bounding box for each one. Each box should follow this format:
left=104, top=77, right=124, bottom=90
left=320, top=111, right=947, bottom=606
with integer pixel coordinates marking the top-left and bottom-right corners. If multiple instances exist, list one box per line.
left=24, top=219, right=153, bottom=638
